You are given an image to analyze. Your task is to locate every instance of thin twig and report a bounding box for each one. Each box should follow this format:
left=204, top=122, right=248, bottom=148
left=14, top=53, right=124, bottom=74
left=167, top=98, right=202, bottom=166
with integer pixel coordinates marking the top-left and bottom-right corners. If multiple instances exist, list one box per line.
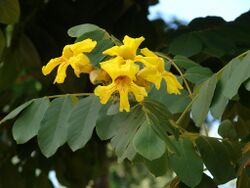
left=46, top=93, right=94, bottom=99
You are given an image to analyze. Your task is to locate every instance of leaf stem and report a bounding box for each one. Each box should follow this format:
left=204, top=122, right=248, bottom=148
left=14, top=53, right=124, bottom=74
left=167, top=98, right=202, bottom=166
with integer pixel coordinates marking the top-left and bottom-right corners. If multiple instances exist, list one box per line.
left=47, top=93, right=94, bottom=99
left=176, top=95, right=197, bottom=125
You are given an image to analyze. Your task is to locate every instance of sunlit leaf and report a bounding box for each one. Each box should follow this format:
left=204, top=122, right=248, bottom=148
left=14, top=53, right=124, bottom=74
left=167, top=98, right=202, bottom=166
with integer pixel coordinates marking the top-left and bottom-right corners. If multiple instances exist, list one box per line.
left=210, top=58, right=239, bottom=118
left=223, top=51, right=250, bottom=99
left=68, top=23, right=103, bottom=38
left=191, top=75, right=217, bottom=126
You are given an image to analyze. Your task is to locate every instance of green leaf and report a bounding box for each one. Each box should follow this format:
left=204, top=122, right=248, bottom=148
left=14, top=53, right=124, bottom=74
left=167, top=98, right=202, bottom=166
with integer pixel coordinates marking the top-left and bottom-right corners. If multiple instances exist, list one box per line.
left=196, top=174, right=218, bottom=188
left=133, top=121, right=166, bottom=160
left=38, top=96, right=73, bottom=157
left=142, top=100, right=180, bottom=153
left=169, top=137, right=203, bottom=187
left=174, top=55, right=199, bottom=70
left=223, top=51, right=250, bottom=99
left=196, top=137, right=236, bottom=184
left=0, top=29, right=5, bottom=57
left=149, top=83, right=191, bottom=114
left=75, top=29, right=109, bottom=42
left=169, top=33, right=202, bottom=57
left=184, top=66, right=213, bottom=84
left=96, top=99, right=177, bottom=162
left=68, top=24, right=103, bottom=38
left=106, top=102, right=120, bottom=115
left=245, top=78, right=250, bottom=91
left=110, top=106, right=145, bottom=161
left=191, top=75, right=217, bottom=126
left=67, top=96, right=101, bottom=151
left=0, top=0, right=20, bottom=24
left=96, top=112, right=128, bottom=140
left=144, top=153, right=169, bottom=177
left=12, top=97, right=50, bottom=144
left=210, top=57, right=239, bottom=118
left=198, top=30, right=236, bottom=57
left=179, top=173, right=218, bottom=188
left=0, top=100, right=34, bottom=125
left=87, top=39, right=114, bottom=67
left=218, top=120, right=237, bottom=139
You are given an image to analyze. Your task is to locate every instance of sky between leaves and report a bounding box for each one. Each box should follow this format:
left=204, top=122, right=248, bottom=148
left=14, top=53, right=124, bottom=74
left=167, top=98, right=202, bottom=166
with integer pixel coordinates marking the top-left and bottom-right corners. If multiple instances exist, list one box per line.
left=149, top=0, right=250, bottom=23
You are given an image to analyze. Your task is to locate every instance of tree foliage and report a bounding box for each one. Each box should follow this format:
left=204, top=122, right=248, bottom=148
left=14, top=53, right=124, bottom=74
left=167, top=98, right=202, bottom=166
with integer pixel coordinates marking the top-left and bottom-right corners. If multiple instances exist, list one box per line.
left=1, top=0, right=250, bottom=188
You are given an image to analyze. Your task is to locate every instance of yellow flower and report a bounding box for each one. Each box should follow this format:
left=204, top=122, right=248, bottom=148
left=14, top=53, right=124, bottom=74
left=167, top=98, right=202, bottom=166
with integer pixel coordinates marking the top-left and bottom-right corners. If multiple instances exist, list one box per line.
left=162, top=71, right=183, bottom=94
left=42, top=39, right=97, bottom=84
left=137, top=48, right=183, bottom=94
left=102, top=35, right=145, bottom=63
left=94, top=61, right=147, bottom=112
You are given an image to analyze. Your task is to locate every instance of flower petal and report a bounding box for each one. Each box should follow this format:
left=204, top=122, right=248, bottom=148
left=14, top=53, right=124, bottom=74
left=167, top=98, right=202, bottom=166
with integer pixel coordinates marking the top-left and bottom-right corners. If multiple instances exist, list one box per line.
left=118, top=85, right=130, bottom=112
left=54, top=62, right=69, bottom=84
left=163, top=71, right=183, bottom=94
left=42, top=57, right=62, bottom=76
left=62, top=45, right=73, bottom=59
left=140, top=48, right=157, bottom=57
left=123, top=35, right=145, bottom=52
left=103, top=36, right=144, bottom=60
left=69, top=54, right=93, bottom=77
left=138, top=67, right=162, bottom=89
left=101, top=59, right=139, bottom=81
left=70, top=39, right=97, bottom=54
left=94, top=83, right=116, bottom=104
left=130, top=82, right=147, bottom=102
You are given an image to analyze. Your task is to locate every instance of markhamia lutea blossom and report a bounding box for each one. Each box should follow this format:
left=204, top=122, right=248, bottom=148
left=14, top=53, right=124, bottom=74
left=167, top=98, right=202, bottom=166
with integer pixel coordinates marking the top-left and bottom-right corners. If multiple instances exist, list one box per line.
left=42, top=35, right=183, bottom=112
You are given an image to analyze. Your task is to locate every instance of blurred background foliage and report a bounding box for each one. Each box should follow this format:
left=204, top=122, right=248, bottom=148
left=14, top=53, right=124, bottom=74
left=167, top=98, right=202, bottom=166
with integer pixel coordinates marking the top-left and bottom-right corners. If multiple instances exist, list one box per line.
left=0, top=0, right=250, bottom=187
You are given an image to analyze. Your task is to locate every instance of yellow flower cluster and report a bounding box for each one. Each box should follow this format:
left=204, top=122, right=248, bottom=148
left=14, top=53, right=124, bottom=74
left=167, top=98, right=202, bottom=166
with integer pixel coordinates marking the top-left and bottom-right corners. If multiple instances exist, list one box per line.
left=42, top=36, right=183, bottom=112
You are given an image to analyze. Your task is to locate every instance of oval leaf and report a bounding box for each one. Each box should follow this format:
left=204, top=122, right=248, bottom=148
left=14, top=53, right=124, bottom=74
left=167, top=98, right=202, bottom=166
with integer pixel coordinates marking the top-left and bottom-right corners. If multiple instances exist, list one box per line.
left=12, top=97, right=50, bottom=144
left=196, top=137, right=236, bottom=184
left=191, top=75, right=217, bottom=126
left=67, top=23, right=102, bottom=38
left=185, top=66, right=213, bottom=84
left=67, top=96, right=101, bottom=151
left=133, top=122, right=166, bottom=160
left=38, top=96, right=73, bottom=157
left=169, top=137, right=203, bottom=187
left=0, top=99, right=34, bottom=125
left=223, top=51, right=250, bottom=99
left=169, top=33, right=202, bottom=57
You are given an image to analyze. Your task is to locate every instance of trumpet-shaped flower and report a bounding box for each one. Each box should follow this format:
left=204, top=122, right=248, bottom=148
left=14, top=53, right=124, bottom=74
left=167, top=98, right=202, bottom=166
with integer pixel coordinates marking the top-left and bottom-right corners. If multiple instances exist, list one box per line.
left=94, top=61, right=147, bottom=112
left=137, top=48, right=183, bottom=94
left=42, top=39, right=97, bottom=84
left=102, top=35, right=145, bottom=64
